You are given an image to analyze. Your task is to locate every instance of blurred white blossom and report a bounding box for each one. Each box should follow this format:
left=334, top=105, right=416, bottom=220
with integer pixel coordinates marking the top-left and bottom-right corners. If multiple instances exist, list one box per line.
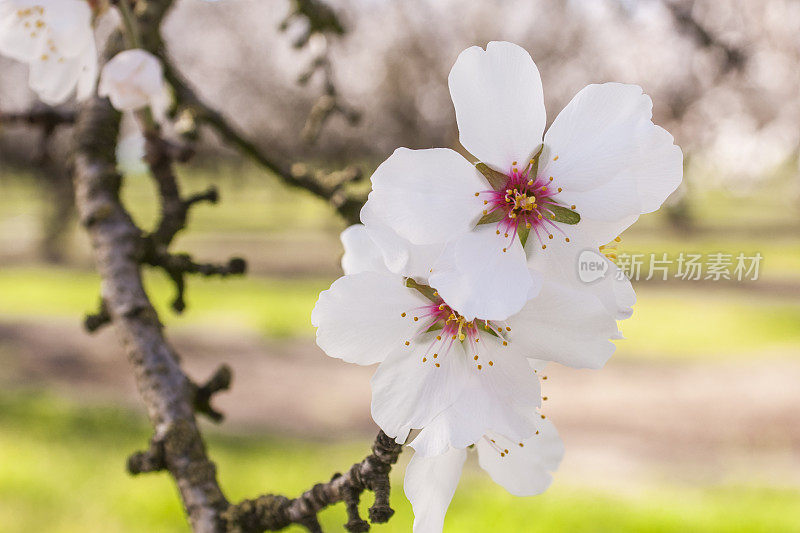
left=99, top=48, right=169, bottom=119
left=0, top=0, right=97, bottom=104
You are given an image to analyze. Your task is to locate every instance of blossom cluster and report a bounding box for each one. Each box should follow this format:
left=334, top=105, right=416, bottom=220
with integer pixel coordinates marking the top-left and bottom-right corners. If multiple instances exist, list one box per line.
left=312, top=41, right=682, bottom=531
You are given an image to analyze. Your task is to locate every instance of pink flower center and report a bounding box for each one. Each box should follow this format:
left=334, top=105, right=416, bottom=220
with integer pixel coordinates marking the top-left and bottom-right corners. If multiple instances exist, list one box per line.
left=479, top=159, right=574, bottom=249
left=402, top=295, right=510, bottom=371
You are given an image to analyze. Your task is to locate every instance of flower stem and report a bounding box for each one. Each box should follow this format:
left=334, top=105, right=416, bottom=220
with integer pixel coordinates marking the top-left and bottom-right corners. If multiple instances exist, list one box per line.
left=117, top=0, right=142, bottom=49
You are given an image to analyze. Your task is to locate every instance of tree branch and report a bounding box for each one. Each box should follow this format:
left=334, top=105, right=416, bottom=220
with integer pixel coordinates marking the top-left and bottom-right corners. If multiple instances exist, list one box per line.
left=223, top=431, right=403, bottom=532
left=69, top=3, right=402, bottom=532
left=160, top=56, right=366, bottom=225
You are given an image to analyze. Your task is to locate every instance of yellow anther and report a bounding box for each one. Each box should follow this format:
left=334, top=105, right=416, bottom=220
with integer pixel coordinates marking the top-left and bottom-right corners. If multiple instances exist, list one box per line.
left=488, top=361, right=494, bottom=366
left=436, top=335, right=442, bottom=340
left=433, top=353, right=438, bottom=358
left=542, top=244, right=547, bottom=249
left=548, top=234, right=553, bottom=239
left=571, top=204, right=576, bottom=209
left=401, top=312, right=406, bottom=317
left=553, top=155, right=559, bottom=161
left=413, top=317, right=419, bottom=322
left=565, top=237, right=570, bottom=243
left=435, top=363, right=440, bottom=367
left=502, top=341, right=508, bottom=346
left=477, top=364, right=482, bottom=370
left=473, top=355, right=479, bottom=360
left=404, top=341, right=410, bottom=346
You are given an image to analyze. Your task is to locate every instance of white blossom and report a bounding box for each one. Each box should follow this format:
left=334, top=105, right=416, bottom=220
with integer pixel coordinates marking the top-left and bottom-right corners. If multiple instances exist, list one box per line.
left=312, top=224, right=619, bottom=455
left=362, top=41, right=682, bottom=319
left=405, top=417, right=563, bottom=533
left=0, top=0, right=97, bottom=104
left=98, top=48, right=168, bottom=117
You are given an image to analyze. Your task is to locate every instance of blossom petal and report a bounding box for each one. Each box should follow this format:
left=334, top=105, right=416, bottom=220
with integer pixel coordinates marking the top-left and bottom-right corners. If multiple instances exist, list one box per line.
left=528, top=230, right=635, bottom=320
left=477, top=419, right=564, bottom=496
left=28, top=52, right=84, bottom=105
left=541, top=83, right=682, bottom=242
left=365, top=148, right=485, bottom=245
left=340, top=224, right=388, bottom=275
left=311, top=271, right=428, bottom=366
left=429, top=226, right=538, bottom=322
left=409, top=340, right=541, bottom=457
left=449, top=41, right=546, bottom=170
left=371, top=336, right=471, bottom=443
left=404, top=448, right=466, bottom=533
left=507, top=279, right=618, bottom=369
left=361, top=203, right=444, bottom=279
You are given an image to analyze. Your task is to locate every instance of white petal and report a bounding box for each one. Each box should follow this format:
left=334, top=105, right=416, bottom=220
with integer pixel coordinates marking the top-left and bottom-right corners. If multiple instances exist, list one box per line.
left=449, top=41, right=546, bottom=170
left=409, top=340, right=541, bottom=457
left=365, top=148, right=485, bottom=245
left=28, top=52, right=83, bottom=105
left=429, top=226, right=538, bottom=322
left=632, top=124, right=684, bottom=213
left=75, top=37, right=97, bottom=101
left=98, top=49, right=164, bottom=112
left=311, top=271, right=428, bottom=366
left=404, top=448, right=466, bottom=533
left=528, top=231, right=636, bottom=321
left=340, top=224, right=388, bottom=275
left=0, top=4, right=40, bottom=62
left=540, top=83, right=682, bottom=240
left=116, top=112, right=147, bottom=175
left=477, top=419, right=564, bottom=496
left=371, top=336, right=471, bottom=443
left=507, top=279, right=618, bottom=369
left=361, top=203, right=444, bottom=279
left=44, top=0, right=94, bottom=57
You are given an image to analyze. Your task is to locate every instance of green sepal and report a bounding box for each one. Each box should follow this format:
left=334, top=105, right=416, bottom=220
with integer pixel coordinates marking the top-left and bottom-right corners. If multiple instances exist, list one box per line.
left=476, top=163, right=509, bottom=191
left=405, top=278, right=439, bottom=303
left=518, top=224, right=531, bottom=247
left=528, top=144, right=544, bottom=180
left=546, top=204, right=581, bottom=225
left=476, top=209, right=506, bottom=225
left=425, top=322, right=444, bottom=333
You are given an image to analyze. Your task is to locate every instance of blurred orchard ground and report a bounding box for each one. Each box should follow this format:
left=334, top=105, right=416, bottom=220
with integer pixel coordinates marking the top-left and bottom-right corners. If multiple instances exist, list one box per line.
left=1, top=0, right=800, bottom=531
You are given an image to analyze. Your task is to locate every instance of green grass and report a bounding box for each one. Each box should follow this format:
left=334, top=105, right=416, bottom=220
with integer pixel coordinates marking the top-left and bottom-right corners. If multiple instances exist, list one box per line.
left=1, top=266, right=800, bottom=358
left=0, top=266, right=328, bottom=339
left=0, top=391, right=798, bottom=533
